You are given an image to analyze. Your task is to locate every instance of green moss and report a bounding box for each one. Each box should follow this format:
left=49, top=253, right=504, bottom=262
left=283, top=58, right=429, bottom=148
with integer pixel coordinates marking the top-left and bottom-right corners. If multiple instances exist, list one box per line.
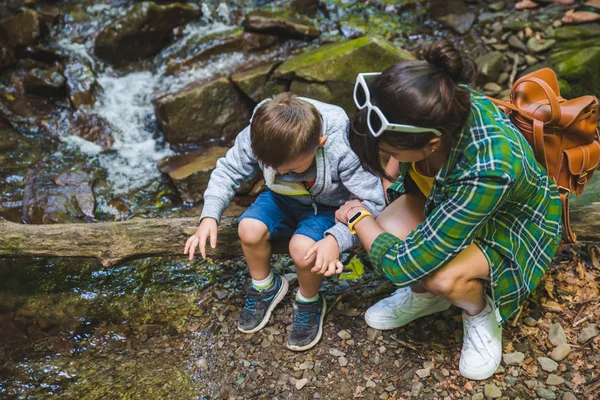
left=550, top=44, right=600, bottom=96
left=554, top=24, right=600, bottom=40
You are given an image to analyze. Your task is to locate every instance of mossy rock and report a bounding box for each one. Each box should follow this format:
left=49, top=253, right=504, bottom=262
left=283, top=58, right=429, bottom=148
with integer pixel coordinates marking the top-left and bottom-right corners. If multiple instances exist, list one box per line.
left=244, top=10, right=320, bottom=40
left=230, top=61, right=287, bottom=102
left=554, top=24, right=600, bottom=41
left=550, top=39, right=600, bottom=97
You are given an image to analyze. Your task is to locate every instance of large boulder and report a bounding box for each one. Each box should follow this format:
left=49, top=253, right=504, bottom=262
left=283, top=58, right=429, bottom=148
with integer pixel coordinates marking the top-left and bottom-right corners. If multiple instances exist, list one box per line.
left=68, top=110, right=114, bottom=150
left=63, top=56, right=99, bottom=109
left=22, top=169, right=95, bottom=224
left=272, top=36, right=414, bottom=112
left=94, top=1, right=201, bottom=64
left=22, top=65, right=66, bottom=98
left=230, top=61, right=287, bottom=103
left=244, top=10, right=320, bottom=40
left=155, top=77, right=254, bottom=144
left=0, top=9, right=41, bottom=68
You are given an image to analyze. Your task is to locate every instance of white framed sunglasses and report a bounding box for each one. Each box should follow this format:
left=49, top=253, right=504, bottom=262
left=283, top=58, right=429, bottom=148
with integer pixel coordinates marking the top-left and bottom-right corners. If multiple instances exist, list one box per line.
left=353, top=72, right=443, bottom=138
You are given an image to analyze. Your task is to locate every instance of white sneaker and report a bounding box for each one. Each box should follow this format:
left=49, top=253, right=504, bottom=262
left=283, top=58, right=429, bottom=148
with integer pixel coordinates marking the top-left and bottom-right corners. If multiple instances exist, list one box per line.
left=364, top=287, right=452, bottom=330
left=459, top=294, right=502, bottom=380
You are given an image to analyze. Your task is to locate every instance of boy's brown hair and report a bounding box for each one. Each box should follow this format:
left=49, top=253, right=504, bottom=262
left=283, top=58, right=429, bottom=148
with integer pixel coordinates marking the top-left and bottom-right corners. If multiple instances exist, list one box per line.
left=250, top=92, right=322, bottom=168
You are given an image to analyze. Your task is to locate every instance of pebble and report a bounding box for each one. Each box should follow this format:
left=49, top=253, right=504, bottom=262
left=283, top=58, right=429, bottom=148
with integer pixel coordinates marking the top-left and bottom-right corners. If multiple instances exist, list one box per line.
left=562, top=392, right=577, bottom=400
left=366, top=380, right=376, bottom=388
left=296, top=378, right=308, bottom=390
left=378, top=346, right=386, bottom=353
left=538, top=357, right=559, bottom=372
left=441, top=368, right=450, bottom=377
left=549, top=323, right=568, bottom=346
left=546, top=374, right=565, bottom=386
left=472, top=393, right=484, bottom=400
left=488, top=1, right=505, bottom=12
left=432, top=370, right=445, bottom=382
left=525, top=55, right=538, bottom=66
left=577, top=324, right=598, bottom=344
left=299, top=361, right=314, bottom=370
left=508, top=35, right=528, bottom=53
left=537, top=387, right=558, bottom=400
left=194, top=358, right=208, bottom=369
left=527, top=37, right=556, bottom=53
left=484, top=383, right=502, bottom=398
left=525, top=379, right=540, bottom=389
left=551, top=343, right=571, bottom=361
left=338, top=357, right=348, bottom=367
left=503, top=351, right=525, bottom=366
left=484, top=82, right=502, bottom=96
left=329, top=348, right=346, bottom=357
left=367, top=328, right=381, bottom=341
left=411, top=381, right=424, bottom=397
left=416, top=368, right=431, bottom=378
left=524, top=317, right=538, bottom=327
left=505, top=376, right=518, bottom=384
left=337, top=330, right=351, bottom=340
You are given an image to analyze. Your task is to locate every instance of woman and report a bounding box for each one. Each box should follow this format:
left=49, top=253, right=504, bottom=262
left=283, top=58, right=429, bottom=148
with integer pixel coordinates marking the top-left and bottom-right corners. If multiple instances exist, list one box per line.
left=333, top=41, right=562, bottom=380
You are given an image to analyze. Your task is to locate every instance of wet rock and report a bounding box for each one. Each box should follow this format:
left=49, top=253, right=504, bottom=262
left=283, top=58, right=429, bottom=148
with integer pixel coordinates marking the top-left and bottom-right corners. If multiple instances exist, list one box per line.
left=484, top=383, right=502, bottom=398
left=503, top=352, right=525, bottom=366
left=158, top=146, right=229, bottom=204
left=525, top=54, right=538, bottom=66
left=95, top=2, right=201, bottom=64
left=69, top=110, right=115, bottom=150
left=551, top=343, right=571, bottom=361
left=577, top=324, right=599, bottom=343
left=527, top=37, right=556, bottom=54
left=244, top=10, right=320, bottom=40
left=538, top=357, right=558, bottom=372
left=231, top=61, right=287, bottom=103
left=548, top=323, right=567, bottom=346
left=23, top=66, right=65, bottom=97
left=550, top=39, right=600, bottom=97
left=291, top=0, right=319, bottom=17
left=508, top=35, right=528, bottom=53
left=554, top=24, right=600, bottom=40
left=546, top=374, right=564, bottom=386
left=537, top=388, right=557, bottom=400
left=476, top=51, right=503, bottom=83
left=0, top=9, right=40, bottom=67
left=273, top=36, right=413, bottom=113
left=155, top=77, right=254, bottom=144
left=23, top=169, right=95, bottom=224
left=438, top=12, right=476, bottom=35
left=63, top=57, right=98, bottom=109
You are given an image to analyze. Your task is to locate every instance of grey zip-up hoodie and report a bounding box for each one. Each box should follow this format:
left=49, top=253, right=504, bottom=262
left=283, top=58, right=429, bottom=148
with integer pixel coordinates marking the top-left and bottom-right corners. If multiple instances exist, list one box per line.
left=200, top=98, right=385, bottom=252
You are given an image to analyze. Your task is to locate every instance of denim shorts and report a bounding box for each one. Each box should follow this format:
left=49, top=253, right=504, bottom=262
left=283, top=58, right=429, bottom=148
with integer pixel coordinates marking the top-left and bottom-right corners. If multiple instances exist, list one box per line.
left=239, top=189, right=337, bottom=243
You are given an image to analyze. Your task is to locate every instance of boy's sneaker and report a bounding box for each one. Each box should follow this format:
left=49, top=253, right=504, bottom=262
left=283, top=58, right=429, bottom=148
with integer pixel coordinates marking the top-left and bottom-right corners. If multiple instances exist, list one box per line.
left=286, top=295, right=326, bottom=351
left=237, top=274, right=289, bottom=333
left=459, top=294, right=502, bottom=380
left=365, top=287, right=451, bottom=330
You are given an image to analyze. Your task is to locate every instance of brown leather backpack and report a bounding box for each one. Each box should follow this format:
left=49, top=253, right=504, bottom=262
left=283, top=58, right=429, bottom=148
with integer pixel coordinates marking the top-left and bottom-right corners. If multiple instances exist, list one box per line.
left=488, top=68, right=600, bottom=244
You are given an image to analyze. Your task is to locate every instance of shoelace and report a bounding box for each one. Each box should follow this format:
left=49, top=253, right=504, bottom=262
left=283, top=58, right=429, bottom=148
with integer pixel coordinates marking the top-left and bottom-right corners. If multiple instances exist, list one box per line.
left=463, top=312, right=494, bottom=358
left=293, top=308, right=313, bottom=330
left=243, top=295, right=258, bottom=312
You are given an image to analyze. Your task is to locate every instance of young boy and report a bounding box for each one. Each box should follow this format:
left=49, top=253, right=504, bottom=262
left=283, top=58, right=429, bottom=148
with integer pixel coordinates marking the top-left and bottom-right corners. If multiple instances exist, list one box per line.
left=184, top=93, right=385, bottom=351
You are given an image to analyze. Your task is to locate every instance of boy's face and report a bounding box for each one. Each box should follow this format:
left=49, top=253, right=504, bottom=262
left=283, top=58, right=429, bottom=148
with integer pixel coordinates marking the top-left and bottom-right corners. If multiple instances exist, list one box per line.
left=276, top=149, right=317, bottom=175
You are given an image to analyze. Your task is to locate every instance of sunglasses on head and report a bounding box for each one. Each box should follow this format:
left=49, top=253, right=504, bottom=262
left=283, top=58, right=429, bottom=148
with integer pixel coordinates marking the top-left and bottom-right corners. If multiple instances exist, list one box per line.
left=353, top=72, right=443, bottom=138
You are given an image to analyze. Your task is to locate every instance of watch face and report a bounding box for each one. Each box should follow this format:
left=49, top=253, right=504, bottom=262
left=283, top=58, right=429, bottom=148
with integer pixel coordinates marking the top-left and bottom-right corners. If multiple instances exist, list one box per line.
left=348, top=211, right=362, bottom=224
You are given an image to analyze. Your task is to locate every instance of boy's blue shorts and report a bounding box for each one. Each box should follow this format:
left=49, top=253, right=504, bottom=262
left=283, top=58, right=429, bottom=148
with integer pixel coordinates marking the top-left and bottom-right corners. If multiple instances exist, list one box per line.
left=239, top=189, right=337, bottom=243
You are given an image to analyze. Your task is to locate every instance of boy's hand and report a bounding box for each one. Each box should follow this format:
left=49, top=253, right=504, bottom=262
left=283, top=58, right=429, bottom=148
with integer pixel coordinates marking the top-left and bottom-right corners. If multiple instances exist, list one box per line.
left=305, top=235, right=343, bottom=277
left=184, top=218, right=218, bottom=260
left=335, top=199, right=369, bottom=225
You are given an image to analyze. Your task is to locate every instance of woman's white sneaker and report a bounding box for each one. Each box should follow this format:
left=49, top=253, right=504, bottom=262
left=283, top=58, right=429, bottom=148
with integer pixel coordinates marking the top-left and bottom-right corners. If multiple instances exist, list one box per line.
left=459, top=294, right=502, bottom=380
left=365, top=287, right=452, bottom=330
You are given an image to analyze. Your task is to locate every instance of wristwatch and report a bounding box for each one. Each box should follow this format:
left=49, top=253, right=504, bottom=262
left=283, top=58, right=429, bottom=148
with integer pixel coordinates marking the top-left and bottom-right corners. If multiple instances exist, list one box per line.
left=347, top=209, right=373, bottom=234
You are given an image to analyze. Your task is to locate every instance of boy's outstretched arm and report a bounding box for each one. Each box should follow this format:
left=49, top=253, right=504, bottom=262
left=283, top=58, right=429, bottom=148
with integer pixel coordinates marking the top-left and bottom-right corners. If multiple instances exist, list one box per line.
left=184, top=217, right=218, bottom=260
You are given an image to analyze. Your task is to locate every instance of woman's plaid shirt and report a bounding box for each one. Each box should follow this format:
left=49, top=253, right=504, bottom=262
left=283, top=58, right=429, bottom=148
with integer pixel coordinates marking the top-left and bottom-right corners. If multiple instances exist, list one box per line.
left=369, top=90, right=562, bottom=324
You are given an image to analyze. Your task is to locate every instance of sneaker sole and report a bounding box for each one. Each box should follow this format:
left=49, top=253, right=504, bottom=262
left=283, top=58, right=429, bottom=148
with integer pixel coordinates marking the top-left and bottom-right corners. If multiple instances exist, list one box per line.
left=459, top=356, right=501, bottom=381
left=364, top=298, right=452, bottom=330
left=286, top=296, right=327, bottom=352
left=237, top=276, right=289, bottom=334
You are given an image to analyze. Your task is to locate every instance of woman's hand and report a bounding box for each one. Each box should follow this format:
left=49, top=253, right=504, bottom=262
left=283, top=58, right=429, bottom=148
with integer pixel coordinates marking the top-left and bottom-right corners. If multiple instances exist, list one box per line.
left=304, top=235, right=343, bottom=277
left=184, top=218, right=218, bottom=260
left=335, top=199, right=369, bottom=225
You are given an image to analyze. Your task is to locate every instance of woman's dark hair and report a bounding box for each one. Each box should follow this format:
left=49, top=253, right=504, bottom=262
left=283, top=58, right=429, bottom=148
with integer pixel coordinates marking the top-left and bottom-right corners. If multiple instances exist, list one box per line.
left=350, top=40, right=477, bottom=179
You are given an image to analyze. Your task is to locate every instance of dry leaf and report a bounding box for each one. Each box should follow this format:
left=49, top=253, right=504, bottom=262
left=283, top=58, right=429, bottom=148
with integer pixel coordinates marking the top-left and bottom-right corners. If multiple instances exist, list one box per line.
left=576, top=262, right=586, bottom=280
left=545, top=277, right=555, bottom=299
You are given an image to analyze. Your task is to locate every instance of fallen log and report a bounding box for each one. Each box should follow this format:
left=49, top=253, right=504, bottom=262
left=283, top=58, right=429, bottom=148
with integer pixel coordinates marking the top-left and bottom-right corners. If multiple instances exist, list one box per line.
left=1, top=201, right=599, bottom=266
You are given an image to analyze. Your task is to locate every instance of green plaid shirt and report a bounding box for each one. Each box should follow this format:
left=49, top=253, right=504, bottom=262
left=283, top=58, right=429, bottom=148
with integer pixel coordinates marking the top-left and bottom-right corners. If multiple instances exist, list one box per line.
left=369, top=90, right=562, bottom=324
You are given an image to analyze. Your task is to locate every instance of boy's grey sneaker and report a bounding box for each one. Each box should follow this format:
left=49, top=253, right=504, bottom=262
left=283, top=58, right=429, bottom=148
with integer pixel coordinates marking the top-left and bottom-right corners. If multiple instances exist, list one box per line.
left=237, top=274, right=289, bottom=334
left=286, top=295, right=326, bottom=351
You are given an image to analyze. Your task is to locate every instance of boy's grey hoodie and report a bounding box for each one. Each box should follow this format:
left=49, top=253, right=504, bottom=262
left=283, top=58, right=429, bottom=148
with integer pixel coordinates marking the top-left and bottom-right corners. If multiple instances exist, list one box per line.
left=200, top=98, right=386, bottom=252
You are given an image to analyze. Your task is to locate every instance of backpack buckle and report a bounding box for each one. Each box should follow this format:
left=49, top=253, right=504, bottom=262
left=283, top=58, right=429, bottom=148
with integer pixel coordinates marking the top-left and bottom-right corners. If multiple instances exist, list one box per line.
left=557, top=186, right=571, bottom=197
left=577, top=172, right=588, bottom=185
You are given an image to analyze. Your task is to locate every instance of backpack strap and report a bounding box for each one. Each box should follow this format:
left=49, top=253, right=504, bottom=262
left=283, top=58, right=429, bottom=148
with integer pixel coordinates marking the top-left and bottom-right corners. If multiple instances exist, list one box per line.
left=512, top=77, right=562, bottom=125
left=532, top=119, right=548, bottom=169
left=560, top=190, right=577, bottom=244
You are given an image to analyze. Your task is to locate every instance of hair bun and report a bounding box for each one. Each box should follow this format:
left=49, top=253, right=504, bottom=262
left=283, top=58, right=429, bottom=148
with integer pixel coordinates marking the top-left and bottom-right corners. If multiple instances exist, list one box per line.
left=425, top=40, right=477, bottom=84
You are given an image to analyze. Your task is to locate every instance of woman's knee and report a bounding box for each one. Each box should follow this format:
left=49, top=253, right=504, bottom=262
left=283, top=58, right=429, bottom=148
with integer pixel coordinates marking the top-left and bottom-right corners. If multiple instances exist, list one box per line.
left=289, top=235, right=315, bottom=270
left=238, top=218, right=269, bottom=246
left=422, top=269, right=464, bottom=299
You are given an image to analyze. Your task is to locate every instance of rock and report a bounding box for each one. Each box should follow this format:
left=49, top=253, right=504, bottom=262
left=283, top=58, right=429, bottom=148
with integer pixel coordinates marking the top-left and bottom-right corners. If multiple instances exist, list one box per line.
left=337, top=330, right=351, bottom=340
left=231, top=61, right=287, bottom=103
left=68, top=110, right=114, bottom=150
left=503, top=20, right=529, bottom=32
left=155, top=76, right=254, bottom=144
left=551, top=343, right=571, bottom=361
left=554, top=24, right=600, bottom=40
left=431, top=370, right=445, bottom=382
left=548, top=323, right=567, bottom=346
left=524, top=317, right=538, bottom=326
left=63, top=57, right=98, bottom=109
left=577, top=324, right=599, bottom=344
left=438, top=12, right=476, bottom=35
left=476, top=51, right=504, bottom=83
left=497, top=72, right=509, bottom=85
left=244, top=10, right=320, bottom=40
left=434, top=320, right=448, bottom=332
left=411, top=381, right=423, bottom=397
left=471, top=393, right=484, bottom=400
left=525, top=55, right=538, bottom=66
left=562, top=392, right=577, bottom=400
left=524, top=379, right=540, bottom=389
left=550, top=40, right=600, bottom=97
left=194, top=358, right=208, bottom=369
left=527, top=37, right=556, bottom=54
left=296, top=377, right=308, bottom=390
left=158, top=146, right=229, bottom=204
left=22, top=169, right=95, bottom=224
left=95, top=2, right=201, bottom=64
left=488, top=2, right=505, bottom=12
left=366, top=328, right=381, bottom=342
left=273, top=36, right=413, bottom=113
left=537, top=357, right=559, bottom=373
left=508, top=35, right=529, bottom=53
left=415, top=368, right=431, bottom=378
left=484, top=383, right=502, bottom=398
left=23, top=66, right=66, bottom=97
left=537, top=388, right=558, bottom=400
left=291, top=0, right=319, bottom=17
left=338, top=357, right=348, bottom=367
left=546, top=374, right=564, bottom=386
left=0, top=9, right=40, bottom=67
left=483, top=82, right=502, bottom=96
left=329, top=348, right=345, bottom=357
left=503, top=351, right=525, bottom=366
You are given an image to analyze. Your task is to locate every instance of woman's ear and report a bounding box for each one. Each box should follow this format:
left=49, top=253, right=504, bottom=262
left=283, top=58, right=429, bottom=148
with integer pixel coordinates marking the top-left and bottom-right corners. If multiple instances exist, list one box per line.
left=428, top=137, right=442, bottom=152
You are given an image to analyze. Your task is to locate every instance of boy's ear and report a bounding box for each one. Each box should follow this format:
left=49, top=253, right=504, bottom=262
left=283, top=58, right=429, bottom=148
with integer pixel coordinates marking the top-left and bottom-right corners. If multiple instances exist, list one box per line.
left=319, top=136, right=328, bottom=146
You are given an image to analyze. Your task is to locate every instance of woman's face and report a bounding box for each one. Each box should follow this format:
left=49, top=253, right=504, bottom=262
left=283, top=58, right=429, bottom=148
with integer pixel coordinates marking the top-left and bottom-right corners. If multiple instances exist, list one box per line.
left=379, top=141, right=428, bottom=163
